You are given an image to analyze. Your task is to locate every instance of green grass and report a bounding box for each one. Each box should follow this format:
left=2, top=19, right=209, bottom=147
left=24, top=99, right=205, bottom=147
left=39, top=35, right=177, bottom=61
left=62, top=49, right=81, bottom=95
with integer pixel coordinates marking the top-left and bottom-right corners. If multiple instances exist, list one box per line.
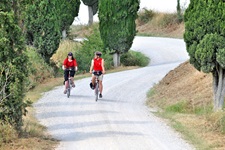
left=147, top=88, right=155, bottom=98
left=193, top=105, right=213, bottom=115
left=165, top=101, right=188, bottom=113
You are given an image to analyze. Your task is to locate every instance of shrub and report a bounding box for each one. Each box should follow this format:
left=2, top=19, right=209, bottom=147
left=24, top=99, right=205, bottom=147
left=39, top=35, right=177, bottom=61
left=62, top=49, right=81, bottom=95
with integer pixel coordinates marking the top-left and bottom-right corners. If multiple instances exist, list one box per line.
left=120, top=50, right=149, bottom=67
left=26, top=47, right=54, bottom=90
left=138, top=8, right=155, bottom=24
left=159, top=13, right=178, bottom=27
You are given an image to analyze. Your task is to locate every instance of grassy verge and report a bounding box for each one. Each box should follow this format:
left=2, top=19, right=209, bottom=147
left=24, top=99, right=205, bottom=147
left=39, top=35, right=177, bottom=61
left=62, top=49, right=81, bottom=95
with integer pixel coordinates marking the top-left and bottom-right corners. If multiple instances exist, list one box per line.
left=146, top=62, right=225, bottom=149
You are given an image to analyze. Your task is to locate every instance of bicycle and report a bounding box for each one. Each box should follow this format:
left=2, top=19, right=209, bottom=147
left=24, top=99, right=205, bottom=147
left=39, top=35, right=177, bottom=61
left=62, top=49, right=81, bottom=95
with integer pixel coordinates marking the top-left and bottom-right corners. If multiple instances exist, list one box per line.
left=93, top=71, right=102, bottom=101
left=65, top=68, right=75, bottom=98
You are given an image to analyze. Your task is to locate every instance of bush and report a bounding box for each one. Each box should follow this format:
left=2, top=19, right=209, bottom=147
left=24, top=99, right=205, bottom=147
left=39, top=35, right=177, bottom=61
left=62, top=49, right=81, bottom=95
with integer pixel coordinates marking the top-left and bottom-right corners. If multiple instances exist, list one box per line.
left=120, top=50, right=149, bottom=67
left=159, top=13, right=178, bottom=27
left=138, top=8, right=155, bottom=24
left=26, top=47, right=54, bottom=90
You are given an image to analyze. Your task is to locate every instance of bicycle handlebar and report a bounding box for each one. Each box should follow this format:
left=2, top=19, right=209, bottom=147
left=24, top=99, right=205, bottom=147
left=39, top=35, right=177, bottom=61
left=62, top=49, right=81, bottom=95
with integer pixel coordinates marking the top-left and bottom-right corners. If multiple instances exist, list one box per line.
left=65, top=68, right=75, bottom=71
left=93, top=71, right=102, bottom=76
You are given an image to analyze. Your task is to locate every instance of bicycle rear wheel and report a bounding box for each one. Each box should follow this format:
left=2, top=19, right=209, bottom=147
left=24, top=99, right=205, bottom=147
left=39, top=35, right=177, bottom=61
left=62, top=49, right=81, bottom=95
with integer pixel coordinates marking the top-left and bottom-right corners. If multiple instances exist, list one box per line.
left=95, top=83, right=99, bottom=101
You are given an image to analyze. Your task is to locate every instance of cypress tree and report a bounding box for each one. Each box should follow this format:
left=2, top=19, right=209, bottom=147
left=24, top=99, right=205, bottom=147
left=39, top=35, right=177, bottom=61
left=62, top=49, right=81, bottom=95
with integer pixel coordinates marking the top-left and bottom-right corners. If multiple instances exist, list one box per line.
left=81, top=0, right=98, bottom=25
left=25, top=0, right=61, bottom=63
left=0, top=1, right=29, bottom=130
left=60, top=0, right=80, bottom=38
left=99, top=0, right=139, bottom=67
left=25, top=0, right=80, bottom=63
left=184, top=0, right=225, bottom=111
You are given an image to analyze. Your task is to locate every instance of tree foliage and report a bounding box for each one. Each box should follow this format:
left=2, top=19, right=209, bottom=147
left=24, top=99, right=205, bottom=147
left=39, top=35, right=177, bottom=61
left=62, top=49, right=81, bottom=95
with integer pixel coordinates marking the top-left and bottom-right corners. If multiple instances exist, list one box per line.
left=60, top=0, right=81, bottom=31
left=184, top=0, right=225, bottom=110
left=0, top=5, right=29, bottom=130
left=99, top=0, right=139, bottom=54
left=0, top=0, right=80, bottom=131
left=25, top=0, right=80, bottom=63
left=25, top=0, right=61, bottom=63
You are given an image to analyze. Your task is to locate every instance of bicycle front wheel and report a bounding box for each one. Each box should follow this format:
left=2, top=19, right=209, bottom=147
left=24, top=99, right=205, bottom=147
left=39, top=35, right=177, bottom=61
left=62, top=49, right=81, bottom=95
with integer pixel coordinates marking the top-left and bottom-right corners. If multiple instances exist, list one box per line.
left=95, top=83, right=99, bottom=101
left=67, top=79, right=71, bottom=98
left=67, top=88, right=70, bottom=98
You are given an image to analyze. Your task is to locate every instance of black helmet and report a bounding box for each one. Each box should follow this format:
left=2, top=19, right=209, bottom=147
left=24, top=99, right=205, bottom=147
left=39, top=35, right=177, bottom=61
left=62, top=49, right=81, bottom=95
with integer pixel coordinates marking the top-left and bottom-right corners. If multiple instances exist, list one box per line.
left=68, top=52, right=73, bottom=56
left=95, top=51, right=102, bottom=57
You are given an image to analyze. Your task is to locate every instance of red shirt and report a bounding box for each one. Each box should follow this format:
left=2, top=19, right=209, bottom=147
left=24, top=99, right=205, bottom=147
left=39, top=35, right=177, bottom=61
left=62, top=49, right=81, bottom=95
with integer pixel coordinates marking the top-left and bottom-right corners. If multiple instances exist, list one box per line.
left=93, top=58, right=103, bottom=71
left=63, top=58, right=77, bottom=69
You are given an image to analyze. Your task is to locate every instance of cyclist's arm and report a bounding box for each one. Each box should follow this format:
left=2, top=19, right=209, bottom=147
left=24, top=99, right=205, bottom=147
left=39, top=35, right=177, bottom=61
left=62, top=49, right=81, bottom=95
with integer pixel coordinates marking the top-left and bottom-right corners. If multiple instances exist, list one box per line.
left=102, top=59, right=105, bottom=74
left=74, top=59, right=78, bottom=71
left=89, top=59, right=94, bottom=74
left=62, top=59, right=67, bottom=70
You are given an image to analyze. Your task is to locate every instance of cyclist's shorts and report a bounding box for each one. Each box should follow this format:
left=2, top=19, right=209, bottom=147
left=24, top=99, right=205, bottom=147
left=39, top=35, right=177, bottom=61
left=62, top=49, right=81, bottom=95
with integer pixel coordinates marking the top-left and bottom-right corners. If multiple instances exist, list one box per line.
left=92, top=73, right=103, bottom=81
left=64, top=70, right=75, bottom=81
left=69, top=70, right=75, bottom=77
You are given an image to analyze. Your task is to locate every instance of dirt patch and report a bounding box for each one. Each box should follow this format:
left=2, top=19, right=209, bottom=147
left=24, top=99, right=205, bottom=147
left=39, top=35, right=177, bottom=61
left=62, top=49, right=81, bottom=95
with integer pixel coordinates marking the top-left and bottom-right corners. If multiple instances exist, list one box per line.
left=150, top=61, right=213, bottom=109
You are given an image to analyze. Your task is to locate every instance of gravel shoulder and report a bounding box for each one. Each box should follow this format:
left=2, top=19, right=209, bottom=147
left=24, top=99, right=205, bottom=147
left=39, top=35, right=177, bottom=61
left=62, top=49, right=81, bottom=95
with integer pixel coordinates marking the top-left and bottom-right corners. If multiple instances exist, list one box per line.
left=34, top=36, right=194, bottom=150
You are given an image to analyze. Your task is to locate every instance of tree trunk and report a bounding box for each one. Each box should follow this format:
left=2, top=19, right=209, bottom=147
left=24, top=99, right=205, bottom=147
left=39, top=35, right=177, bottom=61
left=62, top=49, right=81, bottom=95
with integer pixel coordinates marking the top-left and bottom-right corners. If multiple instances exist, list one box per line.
left=176, top=0, right=182, bottom=23
left=62, top=29, right=67, bottom=39
left=88, top=6, right=93, bottom=25
left=113, top=53, right=120, bottom=67
left=213, top=67, right=225, bottom=111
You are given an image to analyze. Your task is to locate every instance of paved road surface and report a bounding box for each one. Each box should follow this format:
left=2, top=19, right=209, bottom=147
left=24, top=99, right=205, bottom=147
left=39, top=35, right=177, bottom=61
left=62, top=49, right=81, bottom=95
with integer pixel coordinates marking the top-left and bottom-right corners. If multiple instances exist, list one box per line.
left=34, top=37, right=194, bottom=150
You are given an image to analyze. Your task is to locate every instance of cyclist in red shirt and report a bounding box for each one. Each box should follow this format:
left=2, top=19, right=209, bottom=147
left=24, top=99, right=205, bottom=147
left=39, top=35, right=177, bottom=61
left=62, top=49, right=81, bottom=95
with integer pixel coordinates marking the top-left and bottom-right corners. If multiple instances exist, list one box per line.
left=89, top=51, right=105, bottom=98
left=62, top=52, right=78, bottom=94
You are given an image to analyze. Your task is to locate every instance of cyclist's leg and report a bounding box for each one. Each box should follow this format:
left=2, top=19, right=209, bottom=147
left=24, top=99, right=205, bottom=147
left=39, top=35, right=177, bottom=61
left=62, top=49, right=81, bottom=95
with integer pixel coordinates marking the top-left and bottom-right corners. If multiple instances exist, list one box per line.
left=91, top=74, right=96, bottom=87
left=70, top=71, right=75, bottom=87
left=99, top=81, right=103, bottom=93
left=98, top=75, right=103, bottom=94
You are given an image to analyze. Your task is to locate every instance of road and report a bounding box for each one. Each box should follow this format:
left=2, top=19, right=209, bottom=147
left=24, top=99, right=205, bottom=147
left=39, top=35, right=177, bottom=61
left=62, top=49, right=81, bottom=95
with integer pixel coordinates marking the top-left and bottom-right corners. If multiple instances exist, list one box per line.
left=34, top=36, right=194, bottom=150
